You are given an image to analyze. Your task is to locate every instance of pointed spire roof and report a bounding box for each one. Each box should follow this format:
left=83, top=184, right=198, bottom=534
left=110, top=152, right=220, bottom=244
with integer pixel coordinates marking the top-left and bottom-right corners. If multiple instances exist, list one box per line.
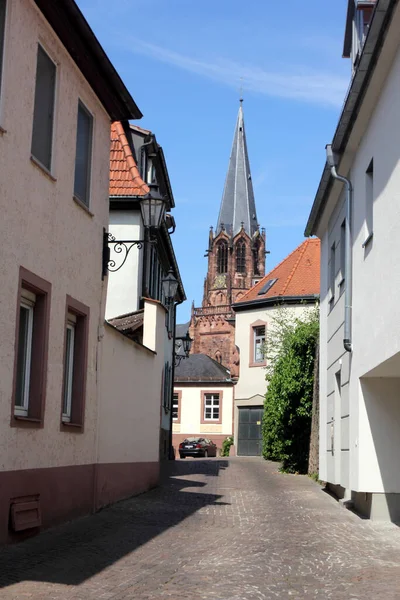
left=217, top=101, right=258, bottom=237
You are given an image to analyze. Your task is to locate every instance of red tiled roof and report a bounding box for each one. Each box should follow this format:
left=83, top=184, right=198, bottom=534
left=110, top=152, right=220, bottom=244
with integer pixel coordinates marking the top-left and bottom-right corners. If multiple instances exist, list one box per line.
left=110, top=122, right=149, bottom=197
left=238, top=238, right=320, bottom=303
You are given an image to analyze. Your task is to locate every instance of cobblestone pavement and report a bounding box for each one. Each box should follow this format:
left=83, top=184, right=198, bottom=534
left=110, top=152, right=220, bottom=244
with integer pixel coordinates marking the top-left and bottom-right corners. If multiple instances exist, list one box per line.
left=2, top=458, right=400, bottom=599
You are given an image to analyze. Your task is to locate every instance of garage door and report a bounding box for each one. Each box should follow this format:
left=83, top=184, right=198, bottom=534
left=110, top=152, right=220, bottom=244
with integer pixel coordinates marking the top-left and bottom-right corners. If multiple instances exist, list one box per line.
left=237, top=407, right=263, bottom=456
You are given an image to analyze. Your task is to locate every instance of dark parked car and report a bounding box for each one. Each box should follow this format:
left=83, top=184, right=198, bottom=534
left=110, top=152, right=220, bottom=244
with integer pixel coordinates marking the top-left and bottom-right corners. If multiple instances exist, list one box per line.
left=179, top=437, right=217, bottom=459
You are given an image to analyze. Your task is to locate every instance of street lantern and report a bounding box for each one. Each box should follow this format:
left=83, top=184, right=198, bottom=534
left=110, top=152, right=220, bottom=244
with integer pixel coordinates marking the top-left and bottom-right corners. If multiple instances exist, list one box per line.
left=140, top=183, right=166, bottom=229
left=162, top=269, right=179, bottom=304
left=174, top=332, right=193, bottom=366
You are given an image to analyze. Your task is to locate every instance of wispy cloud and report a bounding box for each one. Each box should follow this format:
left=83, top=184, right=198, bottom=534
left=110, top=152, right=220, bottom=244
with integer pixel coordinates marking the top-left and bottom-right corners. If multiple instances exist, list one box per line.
left=122, top=38, right=348, bottom=108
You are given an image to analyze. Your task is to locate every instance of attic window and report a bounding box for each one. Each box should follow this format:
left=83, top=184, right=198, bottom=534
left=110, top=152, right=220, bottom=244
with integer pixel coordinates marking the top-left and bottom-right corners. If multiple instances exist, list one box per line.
left=257, top=278, right=278, bottom=296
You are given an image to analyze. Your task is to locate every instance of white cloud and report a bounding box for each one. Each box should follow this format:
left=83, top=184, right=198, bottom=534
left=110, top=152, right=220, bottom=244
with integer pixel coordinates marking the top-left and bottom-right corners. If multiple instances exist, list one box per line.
left=123, top=39, right=348, bottom=108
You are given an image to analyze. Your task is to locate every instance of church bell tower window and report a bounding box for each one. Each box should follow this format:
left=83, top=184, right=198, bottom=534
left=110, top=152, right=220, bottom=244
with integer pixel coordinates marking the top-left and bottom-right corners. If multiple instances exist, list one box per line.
left=217, top=240, right=228, bottom=274
left=236, top=240, right=246, bottom=273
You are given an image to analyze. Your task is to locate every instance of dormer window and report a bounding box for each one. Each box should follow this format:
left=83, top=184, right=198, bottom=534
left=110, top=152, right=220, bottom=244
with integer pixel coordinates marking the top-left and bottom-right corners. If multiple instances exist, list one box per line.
left=353, top=2, right=375, bottom=66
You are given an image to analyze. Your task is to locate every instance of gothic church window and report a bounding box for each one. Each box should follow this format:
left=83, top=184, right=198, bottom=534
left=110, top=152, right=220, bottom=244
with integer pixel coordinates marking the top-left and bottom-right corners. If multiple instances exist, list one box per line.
left=236, top=240, right=246, bottom=273
left=217, top=240, right=228, bottom=274
left=253, top=240, right=260, bottom=275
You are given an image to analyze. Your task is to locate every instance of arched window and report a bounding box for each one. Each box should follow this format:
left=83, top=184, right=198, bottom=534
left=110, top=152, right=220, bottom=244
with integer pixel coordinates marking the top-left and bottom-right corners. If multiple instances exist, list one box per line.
left=236, top=240, right=246, bottom=273
left=253, top=239, right=260, bottom=275
left=217, top=240, right=228, bottom=274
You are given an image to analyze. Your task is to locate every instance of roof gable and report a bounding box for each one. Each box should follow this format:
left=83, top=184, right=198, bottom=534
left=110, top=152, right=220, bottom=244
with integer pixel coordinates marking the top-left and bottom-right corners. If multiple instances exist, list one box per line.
left=236, top=238, right=320, bottom=304
left=110, top=122, right=149, bottom=197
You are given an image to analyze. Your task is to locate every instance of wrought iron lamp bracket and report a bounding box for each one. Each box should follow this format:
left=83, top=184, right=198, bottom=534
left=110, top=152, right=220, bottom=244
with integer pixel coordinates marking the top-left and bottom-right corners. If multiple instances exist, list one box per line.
left=102, top=231, right=153, bottom=278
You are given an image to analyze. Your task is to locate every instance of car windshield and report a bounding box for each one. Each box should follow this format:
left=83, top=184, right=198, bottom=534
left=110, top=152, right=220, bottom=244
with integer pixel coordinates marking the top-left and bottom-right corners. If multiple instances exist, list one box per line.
left=184, top=437, right=201, bottom=443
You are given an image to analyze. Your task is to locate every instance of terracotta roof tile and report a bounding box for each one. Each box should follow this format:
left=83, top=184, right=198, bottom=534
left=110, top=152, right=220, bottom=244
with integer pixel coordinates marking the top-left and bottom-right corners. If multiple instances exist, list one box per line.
left=238, top=238, right=320, bottom=303
left=110, top=122, right=149, bottom=197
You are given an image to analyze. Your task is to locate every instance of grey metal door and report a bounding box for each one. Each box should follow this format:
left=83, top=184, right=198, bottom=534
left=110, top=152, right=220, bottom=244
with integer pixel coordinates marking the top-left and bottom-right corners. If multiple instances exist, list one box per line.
left=237, top=407, right=263, bottom=456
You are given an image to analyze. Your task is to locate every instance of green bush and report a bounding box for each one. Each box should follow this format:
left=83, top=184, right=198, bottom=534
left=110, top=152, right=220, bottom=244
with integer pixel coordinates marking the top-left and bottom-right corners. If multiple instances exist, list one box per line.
left=221, top=436, right=234, bottom=457
left=262, top=306, right=319, bottom=474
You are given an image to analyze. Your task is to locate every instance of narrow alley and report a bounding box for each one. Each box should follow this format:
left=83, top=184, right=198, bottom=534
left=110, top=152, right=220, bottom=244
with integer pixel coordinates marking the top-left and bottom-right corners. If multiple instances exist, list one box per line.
left=1, top=458, right=400, bottom=599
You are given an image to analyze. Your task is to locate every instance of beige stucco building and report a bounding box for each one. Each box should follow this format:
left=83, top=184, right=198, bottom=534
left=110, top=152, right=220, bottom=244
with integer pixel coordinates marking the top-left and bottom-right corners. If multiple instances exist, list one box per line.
left=173, top=354, right=234, bottom=455
left=306, top=0, right=400, bottom=521
left=232, top=239, right=320, bottom=456
left=0, top=0, right=173, bottom=544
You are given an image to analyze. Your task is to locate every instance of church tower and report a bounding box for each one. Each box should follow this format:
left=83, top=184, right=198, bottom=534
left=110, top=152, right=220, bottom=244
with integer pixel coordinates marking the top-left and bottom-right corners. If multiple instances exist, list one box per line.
left=189, top=101, right=266, bottom=377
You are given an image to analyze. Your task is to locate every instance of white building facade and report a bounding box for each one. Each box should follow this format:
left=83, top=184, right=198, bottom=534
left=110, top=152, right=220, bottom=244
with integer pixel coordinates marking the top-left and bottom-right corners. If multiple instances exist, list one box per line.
left=233, top=239, right=320, bottom=456
left=305, top=0, right=400, bottom=520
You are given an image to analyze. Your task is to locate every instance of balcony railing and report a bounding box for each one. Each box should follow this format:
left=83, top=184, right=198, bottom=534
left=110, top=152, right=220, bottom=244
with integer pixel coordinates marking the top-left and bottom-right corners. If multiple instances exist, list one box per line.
left=193, top=305, right=232, bottom=317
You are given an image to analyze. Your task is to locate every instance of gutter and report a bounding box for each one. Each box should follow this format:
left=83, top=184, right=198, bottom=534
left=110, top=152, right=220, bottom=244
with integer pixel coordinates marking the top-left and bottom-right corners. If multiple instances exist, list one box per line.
left=232, top=294, right=319, bottom=313
left=326, top=146, right=353, bottom=352
left=305, top=0, right=398, bottom=237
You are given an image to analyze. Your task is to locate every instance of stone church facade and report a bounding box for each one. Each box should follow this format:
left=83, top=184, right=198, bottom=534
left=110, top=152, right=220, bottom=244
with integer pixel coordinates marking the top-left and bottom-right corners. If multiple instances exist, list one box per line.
left=189, top=101, right=265, bottom=378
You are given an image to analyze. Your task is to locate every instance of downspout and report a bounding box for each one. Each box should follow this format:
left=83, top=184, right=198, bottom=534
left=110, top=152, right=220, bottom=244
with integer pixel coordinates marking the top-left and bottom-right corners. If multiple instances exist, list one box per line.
left=326, top=145, right=353, bottom=353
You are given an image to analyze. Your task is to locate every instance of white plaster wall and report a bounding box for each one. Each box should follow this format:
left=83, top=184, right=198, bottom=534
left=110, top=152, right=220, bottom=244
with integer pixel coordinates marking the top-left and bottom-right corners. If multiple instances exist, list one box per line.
left=98, top=303, right=165, bottom=464
left=316, top=25, right=400, bottom=494
left=105, top=211, right=143, bottom=319
left=234, top=304, right=315, bottom=401
left=174, top=386, right=233, bottom=436
left=0, top=0, right=110, bottom=471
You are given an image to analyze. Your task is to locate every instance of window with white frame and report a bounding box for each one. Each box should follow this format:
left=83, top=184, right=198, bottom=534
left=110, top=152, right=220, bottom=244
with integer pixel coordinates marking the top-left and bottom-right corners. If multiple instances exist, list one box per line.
left=31, top=45, right=56, bottom=171
left=254, top=325, right=265, bottom=363
left=62, top=314, right=76, bottom=422
left=0, top=0, right=6, bottom=99
left=172, top=394, right=179, bottom=421
left=204, top=393, right=220, bottom=421
left=74, top=101, right=93, bottom=206
left=14, top=289, right=36, bottom=416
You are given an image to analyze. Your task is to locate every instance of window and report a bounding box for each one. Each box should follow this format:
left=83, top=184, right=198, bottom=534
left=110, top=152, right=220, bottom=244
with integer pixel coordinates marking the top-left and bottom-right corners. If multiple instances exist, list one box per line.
left=217, top=240, right=228, bottom=274
left=254, top=326, right=265, bottom=363
left=329, top=243, right=336, bottom=301
left=0, top=0, right=6, bottom=99
left=12, top=268, right=51, bottom=426
left=340, top=220, right=346, bottom=285
left=61, top=297, right=89, bottom=429
left=74, top=101, right=93, bottom=206
left=62, top=314, right=76, bottom=422
left=14, top=290, right=35, bottom=416
left=365, top=158, right=374, bottom=244
left=172, top=393, right=179, bottom=421
left=204, top=393, right=220, bottom=421
left=257, top=278, right=278, bottom=296
left=236, top=240, right=246, bottom=273
left=31, top=45, right=56, bottom=171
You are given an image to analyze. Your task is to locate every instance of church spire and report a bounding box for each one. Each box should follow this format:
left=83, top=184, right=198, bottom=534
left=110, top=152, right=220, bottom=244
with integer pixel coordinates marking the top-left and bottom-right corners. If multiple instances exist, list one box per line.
left=216, top=101, right=258, bottom=237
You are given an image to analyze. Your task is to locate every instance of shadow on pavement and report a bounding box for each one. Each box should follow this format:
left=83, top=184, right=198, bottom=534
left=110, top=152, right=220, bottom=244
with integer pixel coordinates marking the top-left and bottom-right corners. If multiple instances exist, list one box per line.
left=0, top=462, right=230, bottom=589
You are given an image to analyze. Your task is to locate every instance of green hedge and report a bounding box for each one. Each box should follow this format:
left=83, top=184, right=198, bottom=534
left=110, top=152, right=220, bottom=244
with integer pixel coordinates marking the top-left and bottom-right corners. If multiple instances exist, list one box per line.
left=262, top=307, right=319, bottom=473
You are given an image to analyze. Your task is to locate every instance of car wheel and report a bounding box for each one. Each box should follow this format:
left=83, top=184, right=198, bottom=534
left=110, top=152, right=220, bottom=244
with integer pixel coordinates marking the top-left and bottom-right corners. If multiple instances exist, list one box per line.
left=204, top=450, right=208, bottom=458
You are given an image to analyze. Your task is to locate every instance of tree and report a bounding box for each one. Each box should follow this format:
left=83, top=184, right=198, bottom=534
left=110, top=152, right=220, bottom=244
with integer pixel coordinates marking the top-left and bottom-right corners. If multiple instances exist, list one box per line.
left=262, top=305, right=319, bottom=473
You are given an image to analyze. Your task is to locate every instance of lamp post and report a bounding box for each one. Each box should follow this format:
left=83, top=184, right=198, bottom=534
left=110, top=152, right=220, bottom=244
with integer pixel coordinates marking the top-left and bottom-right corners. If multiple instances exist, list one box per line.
left=102, top=183, right=166, bottom=278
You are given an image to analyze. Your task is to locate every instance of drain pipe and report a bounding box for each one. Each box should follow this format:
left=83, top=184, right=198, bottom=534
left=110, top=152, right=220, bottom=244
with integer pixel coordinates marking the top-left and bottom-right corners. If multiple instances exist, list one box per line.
left=326, top=145, right=353, bottom=353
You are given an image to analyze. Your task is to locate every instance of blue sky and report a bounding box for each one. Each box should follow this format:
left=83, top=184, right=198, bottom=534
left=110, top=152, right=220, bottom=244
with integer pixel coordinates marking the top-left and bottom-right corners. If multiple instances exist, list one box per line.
left=77, top=0, right=350, bottom=322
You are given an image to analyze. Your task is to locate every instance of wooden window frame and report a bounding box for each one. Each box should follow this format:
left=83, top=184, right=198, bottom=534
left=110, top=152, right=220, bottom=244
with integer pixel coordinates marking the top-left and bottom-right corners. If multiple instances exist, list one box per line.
left=201, top=390, right=222, bottom=425
left=31, top=44, right=57, bottom=173
left=172, top=390, right=181, bottom=424
left=73, top=100, right=93, bottom=208
left=11, top=268, right=51, bottom=428
left=60, top=296, right=89, bottom=431
left=249, top=319, right=266, bottom=367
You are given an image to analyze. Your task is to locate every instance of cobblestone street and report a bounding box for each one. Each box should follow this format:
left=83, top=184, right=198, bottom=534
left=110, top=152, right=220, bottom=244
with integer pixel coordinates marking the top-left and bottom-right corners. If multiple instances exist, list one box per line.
left=1, top=458, right=400, bottom=599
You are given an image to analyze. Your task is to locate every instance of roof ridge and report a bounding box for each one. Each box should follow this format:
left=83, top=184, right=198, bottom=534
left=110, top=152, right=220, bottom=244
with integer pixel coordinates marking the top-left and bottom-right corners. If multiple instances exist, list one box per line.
left=111, top=122, right=149, bottom=196
left=281, top=239, right=309, bottom=296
